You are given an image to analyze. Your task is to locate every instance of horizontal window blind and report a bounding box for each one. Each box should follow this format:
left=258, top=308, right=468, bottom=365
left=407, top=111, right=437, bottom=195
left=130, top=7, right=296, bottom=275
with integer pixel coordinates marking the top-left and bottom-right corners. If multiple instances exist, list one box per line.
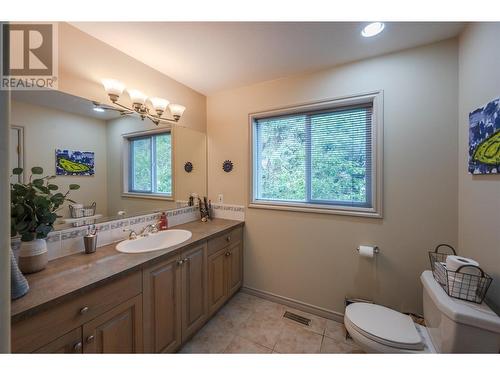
left=254, top=104, right=373, bottom=207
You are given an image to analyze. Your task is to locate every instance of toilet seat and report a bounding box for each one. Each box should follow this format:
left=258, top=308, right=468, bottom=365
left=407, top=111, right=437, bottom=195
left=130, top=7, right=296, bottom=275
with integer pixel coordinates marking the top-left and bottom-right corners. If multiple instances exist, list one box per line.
left=344, top=303, right=426, bottom=352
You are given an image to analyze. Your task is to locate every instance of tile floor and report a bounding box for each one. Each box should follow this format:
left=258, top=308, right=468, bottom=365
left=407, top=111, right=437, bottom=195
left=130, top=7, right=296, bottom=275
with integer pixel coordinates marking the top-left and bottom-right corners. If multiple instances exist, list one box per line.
left=179, top=292, right=364, bottom=354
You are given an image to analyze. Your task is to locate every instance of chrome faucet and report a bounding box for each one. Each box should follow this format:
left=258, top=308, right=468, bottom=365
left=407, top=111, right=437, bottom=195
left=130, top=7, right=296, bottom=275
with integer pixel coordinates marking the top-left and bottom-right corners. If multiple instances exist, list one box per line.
left=140, top=223, right=159, bottom=237
left=123, top=229, right=138, bottom=240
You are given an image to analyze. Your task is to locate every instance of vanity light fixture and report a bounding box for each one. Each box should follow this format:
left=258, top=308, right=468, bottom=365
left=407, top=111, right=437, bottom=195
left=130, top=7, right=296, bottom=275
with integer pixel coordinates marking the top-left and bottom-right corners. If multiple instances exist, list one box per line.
left=93, top=106, right=105, bottom=113
left=101, top=78, right=186, bottom=126
left=361, top=22, right=385, bottom=38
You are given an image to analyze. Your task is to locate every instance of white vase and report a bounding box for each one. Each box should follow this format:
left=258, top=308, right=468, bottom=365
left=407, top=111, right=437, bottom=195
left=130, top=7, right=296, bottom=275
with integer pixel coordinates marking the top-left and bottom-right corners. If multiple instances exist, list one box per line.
left=18, top=238, right=48, bottom=274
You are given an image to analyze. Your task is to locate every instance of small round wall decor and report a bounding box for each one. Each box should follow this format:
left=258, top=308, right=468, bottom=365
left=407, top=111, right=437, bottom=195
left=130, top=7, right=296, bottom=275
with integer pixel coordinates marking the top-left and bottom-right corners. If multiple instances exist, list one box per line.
left=222, top=160, right=234, bottom=173
left=184, top=161, right=193, bottom=173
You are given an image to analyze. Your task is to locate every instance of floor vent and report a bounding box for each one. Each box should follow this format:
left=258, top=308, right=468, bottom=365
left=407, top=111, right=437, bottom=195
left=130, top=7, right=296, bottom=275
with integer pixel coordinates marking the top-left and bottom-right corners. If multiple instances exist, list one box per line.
left=283, top=311, right=311, bottom=326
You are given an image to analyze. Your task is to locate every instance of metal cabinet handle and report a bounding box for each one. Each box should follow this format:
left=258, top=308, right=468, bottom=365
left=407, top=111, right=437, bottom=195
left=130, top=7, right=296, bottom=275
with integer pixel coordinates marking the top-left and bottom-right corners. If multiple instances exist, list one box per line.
left=225, top=252, right=231, bottom=256
left=226, top=236, right=231, bottom=242
left=80, top=306, right=89, bottom=315
left=73, top=342, right=82, bottom=352
left=177, top=259, right=184, bottom=266
left=86, top=335, right=95, bottom=343
left=183, top=257, right=190, bottom=263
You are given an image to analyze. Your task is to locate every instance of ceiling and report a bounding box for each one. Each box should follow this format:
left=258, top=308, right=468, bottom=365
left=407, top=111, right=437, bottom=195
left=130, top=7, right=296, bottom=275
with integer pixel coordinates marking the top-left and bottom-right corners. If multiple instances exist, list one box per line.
left=71, top=22, right=465, bottom=95
left=13, top=90, right=121, bottom=121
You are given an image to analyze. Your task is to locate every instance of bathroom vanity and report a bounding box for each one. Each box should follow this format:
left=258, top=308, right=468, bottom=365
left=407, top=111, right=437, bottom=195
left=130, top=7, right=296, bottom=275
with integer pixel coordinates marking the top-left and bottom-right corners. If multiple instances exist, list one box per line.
left=10, top=219, right=244, bottom=353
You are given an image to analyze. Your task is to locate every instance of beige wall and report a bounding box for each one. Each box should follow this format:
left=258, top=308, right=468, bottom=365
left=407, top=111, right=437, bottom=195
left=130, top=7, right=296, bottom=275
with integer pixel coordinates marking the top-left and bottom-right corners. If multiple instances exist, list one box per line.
left=174, top=126, right=207, bottom=201
left=10, top=101, right=108, bottom=219
left=458, top=23, right=500, bottom=313
left=207, top=39, right=459, bottom=315
left=57, top=22, right=206, bottom=133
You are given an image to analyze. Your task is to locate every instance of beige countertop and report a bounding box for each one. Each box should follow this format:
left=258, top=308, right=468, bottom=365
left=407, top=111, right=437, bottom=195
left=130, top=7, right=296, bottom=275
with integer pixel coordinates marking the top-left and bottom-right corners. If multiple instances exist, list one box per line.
left=11, top=219, right=244, bottom=321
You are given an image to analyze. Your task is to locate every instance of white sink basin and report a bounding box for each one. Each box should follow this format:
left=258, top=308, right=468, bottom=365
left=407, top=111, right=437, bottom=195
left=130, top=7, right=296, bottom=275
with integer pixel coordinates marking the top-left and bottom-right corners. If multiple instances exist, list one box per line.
left=116, top=229, right=192, bottom=254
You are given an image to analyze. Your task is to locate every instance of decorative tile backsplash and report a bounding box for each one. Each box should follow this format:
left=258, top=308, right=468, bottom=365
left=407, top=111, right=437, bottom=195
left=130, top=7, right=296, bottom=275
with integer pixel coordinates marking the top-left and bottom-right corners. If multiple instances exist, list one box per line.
left=11, top=204, right=244, bottom=262
left=211, top=203, right=245, bottom=221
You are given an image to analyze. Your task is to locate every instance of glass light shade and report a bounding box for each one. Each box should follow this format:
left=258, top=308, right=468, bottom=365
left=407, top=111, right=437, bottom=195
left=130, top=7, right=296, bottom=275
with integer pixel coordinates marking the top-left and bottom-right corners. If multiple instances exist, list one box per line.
left=102, top=79, right=125, bottom=98
left=169, top=104, right=186, bottom=120
left=361, top=22, right=385, bottom=37
left=149, top=97, right=170, bottom=112
left=127, top=89, right=148, bottom=106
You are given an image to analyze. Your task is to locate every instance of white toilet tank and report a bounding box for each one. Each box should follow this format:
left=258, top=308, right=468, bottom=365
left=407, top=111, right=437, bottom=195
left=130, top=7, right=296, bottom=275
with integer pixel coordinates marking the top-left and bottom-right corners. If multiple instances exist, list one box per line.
left=421, top=270, right=500, bottom=353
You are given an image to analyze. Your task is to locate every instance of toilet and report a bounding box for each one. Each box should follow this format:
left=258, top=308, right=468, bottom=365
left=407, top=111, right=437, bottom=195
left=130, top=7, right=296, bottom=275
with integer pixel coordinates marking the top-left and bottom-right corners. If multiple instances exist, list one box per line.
left=344, top=270, right=500, bottom=353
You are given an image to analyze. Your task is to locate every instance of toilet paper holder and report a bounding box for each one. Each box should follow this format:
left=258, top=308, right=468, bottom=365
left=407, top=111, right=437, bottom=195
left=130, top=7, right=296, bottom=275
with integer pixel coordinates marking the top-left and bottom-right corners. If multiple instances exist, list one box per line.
left=356, top=246, right=380, bottom=254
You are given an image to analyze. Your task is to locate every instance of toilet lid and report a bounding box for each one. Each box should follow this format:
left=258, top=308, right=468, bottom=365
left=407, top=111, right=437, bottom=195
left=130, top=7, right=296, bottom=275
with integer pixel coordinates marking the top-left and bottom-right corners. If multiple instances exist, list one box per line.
left=345, top=303, right=424, bottom=350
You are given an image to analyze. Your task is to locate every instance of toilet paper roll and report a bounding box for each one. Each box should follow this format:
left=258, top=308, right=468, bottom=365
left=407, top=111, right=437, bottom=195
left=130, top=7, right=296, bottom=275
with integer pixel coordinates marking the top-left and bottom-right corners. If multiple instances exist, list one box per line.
left=446, top=255, right=479, bottom=272
left=358, top=245, right=375, bottom=258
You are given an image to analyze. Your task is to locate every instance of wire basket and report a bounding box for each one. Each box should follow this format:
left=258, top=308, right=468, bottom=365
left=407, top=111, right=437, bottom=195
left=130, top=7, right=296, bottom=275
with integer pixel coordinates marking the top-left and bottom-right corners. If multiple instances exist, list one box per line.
left=428, top=244, right=492, bottom=304
left=69, top=202, right=96, bottom=218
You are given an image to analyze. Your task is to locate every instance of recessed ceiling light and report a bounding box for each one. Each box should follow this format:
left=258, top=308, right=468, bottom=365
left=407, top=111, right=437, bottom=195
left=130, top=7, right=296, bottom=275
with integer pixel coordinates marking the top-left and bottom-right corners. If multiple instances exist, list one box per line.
left=93, top=106, right=105, bottom=113
left=361, top=22, right=385, bottom=38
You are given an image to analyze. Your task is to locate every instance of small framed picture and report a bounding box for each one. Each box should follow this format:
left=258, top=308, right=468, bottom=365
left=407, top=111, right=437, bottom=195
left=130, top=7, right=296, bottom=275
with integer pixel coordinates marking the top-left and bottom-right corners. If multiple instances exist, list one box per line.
left=468, top=97, right=500, bottom=174
left=56, top=149, right=95, bottom=176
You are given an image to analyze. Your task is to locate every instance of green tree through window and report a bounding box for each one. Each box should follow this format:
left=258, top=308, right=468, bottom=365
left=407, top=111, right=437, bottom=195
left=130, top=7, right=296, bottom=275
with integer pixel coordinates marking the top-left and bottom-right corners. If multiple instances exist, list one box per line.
left=129, top=132, right=172, bottom=195
left=254, top=105, right=372, bottom=207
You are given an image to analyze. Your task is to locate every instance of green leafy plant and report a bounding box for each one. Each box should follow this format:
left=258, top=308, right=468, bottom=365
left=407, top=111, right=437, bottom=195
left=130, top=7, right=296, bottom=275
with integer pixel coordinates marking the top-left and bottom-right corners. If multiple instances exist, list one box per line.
left=11, top=167, right=80, bottom=242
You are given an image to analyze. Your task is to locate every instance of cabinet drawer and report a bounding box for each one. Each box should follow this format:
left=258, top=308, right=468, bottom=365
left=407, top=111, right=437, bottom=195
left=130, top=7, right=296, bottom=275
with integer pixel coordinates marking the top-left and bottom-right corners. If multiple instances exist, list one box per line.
left=34, top=327, right=82, bottom=354
left=12, top=270, right=142, bottom=353
left=207, top=226, right=242, bottom=256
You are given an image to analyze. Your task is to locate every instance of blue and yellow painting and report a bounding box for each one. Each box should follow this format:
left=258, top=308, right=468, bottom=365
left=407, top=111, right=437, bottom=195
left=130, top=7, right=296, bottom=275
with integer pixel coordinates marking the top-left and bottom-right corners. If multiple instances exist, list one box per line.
left=468, top=97, right=500, bottom=174
left=56, top=149, right=95, bottom=176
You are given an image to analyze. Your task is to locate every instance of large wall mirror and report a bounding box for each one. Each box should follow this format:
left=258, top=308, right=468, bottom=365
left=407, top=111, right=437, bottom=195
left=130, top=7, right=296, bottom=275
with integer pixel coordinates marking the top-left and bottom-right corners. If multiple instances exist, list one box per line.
left=10, top=90, right=207, bottom=229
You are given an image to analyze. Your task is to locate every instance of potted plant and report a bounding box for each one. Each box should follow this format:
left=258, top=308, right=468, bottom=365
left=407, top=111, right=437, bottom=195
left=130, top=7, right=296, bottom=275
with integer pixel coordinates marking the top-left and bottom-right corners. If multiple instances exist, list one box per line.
left=11, top=166, right=80, bottom=273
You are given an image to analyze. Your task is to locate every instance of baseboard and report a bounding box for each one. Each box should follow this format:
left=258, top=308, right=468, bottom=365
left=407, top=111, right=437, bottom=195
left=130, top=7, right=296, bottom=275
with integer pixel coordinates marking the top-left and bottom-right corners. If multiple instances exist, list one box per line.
left=241, top=286, right=344, bottom=323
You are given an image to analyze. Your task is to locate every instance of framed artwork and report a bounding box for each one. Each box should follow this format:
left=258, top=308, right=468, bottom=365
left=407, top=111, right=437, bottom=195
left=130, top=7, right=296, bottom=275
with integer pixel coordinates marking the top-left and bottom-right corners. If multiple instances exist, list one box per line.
left=468, top=97, right=500, bottom=174
left=56, top=149, right=95, bottom=176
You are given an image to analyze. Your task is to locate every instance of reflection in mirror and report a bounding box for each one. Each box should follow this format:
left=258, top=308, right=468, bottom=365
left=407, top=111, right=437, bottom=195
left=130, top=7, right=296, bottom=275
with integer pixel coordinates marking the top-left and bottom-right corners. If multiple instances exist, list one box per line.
left=10, top=90, right=207, bottom=230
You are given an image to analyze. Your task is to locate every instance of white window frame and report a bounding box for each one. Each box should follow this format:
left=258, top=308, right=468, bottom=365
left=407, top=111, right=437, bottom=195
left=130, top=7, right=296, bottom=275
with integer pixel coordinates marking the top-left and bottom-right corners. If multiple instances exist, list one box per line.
left=122, top=128, right=174, bottom=200
left=248, top=91, right=383, bottom=218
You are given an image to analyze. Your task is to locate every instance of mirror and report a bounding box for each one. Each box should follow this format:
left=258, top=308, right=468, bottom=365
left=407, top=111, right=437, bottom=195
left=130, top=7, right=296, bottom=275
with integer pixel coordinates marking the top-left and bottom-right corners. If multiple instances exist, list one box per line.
left=10, top=90, right=207, bottom=230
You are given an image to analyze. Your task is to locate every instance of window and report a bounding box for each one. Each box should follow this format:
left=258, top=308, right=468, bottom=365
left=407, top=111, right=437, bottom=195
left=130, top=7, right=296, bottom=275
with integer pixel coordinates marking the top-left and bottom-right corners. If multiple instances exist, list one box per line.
left=250, top=92, right=383, bottom=217
left=125, top=131, right=172, bottom=197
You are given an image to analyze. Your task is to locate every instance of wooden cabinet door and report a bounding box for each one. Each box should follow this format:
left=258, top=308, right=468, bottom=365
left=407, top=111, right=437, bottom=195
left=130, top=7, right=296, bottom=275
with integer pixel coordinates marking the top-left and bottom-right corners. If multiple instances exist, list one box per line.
left=208, top=247, right=228, bottom=315
left=181, top=243, right=208, bottom=341
left=142, top=255, right=182, bottom=353
left=82, top=295, right=143, bottom=354
left=35, top=328, right=83, bottom=354
left=227, top=241, right=243, bottom=297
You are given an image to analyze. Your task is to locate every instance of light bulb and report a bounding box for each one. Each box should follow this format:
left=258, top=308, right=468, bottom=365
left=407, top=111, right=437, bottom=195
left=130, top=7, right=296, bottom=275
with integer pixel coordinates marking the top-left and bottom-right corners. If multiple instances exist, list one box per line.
left=361, top=22, right=385, bottom=38
left=127, top=89, right=148, bottom=107
left=169, top=103, right=186, bottom=121
left=150, top=97, right=170, bottom=116
left=102, top=79, right=125, bottom=101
